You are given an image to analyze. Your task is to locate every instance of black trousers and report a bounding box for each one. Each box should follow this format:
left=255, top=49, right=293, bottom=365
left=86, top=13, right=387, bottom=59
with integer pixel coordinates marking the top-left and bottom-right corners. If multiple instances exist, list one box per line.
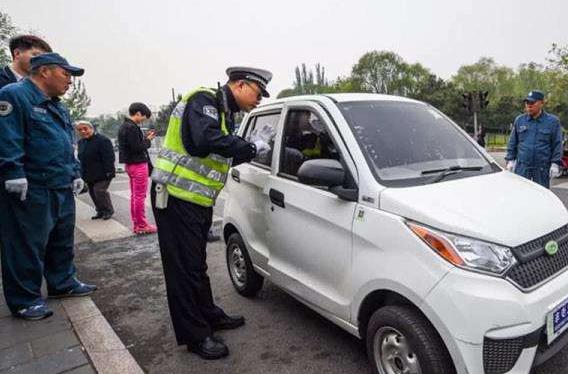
left=151, top=183, right=225, bottom=345
left=87, top=180, right=114, bottom=214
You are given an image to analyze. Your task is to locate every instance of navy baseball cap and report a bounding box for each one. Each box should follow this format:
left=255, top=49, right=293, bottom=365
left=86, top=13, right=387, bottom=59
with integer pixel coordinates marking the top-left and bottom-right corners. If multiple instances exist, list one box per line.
left=30, top=53, right=84, bottom=76
left=523, top=90, right=545, bottom=103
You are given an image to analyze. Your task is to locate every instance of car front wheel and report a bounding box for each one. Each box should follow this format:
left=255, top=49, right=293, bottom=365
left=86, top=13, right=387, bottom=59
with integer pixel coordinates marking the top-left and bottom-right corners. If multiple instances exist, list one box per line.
left=226, top=232, right=264, bottom=297
left=366, top=305, right=455, bottom=374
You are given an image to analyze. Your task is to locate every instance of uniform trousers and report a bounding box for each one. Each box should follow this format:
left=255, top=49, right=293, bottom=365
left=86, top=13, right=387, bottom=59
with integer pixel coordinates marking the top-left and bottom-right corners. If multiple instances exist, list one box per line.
left=87, top=180, right=114, bottom=215
left=151, top=183, right=225, bottom=344
left=515, top=163, right=550, bottom=188
left=0, top=186, right=79, bottom=313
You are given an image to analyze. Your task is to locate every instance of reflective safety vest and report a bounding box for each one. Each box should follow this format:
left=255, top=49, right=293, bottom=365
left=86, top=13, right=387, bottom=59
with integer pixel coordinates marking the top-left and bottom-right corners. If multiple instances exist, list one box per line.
left=151, top=87, right=231, bottom=207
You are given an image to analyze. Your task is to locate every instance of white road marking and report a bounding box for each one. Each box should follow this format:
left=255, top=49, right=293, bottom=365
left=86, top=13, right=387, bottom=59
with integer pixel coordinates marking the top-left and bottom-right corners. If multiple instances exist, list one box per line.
left=553, top=181, right=568, bottom=190
left=75, top=198, right=132, bottom=242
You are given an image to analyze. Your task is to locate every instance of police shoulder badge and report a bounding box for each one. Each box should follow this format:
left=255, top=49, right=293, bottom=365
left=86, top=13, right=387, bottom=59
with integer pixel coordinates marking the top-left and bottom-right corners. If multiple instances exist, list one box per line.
left=0, top=101, right=13, bottom=116
left=203, top=105, right=219, bottom=121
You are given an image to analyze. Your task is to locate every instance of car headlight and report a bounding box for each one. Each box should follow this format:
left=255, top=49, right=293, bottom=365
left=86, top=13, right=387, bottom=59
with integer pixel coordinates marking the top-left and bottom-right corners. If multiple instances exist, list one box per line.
left=407, top=221, right=517, bottom=275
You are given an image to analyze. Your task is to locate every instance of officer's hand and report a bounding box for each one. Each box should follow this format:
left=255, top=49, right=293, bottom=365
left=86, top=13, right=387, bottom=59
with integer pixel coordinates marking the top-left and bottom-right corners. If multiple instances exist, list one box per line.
left=506, top=160, right=516, bottom=172
left=550, top=164, right=561, bottom=179
left=253, top=140, right=270, bottom=154
left=73, top=178, right=85, bottom=196
left=5, top=178, right=28, bottom=201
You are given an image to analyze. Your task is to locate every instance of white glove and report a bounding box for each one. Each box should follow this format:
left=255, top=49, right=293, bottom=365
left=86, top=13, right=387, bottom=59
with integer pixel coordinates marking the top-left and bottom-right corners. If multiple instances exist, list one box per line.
left=5, top=178, right=28, bottom=201
left=550, top=164, right=561, bottom=178
left=506, top=160, right=516, bottom=172
left=73, top=178, right=85, bottom=195
left=253, top=140, right=270, bottom=154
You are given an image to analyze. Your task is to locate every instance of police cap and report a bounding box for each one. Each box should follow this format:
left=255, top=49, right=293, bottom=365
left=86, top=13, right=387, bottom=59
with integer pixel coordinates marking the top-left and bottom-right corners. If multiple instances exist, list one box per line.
left=523, top=90, right=545, bottom=103
left=30, top=52, right=85, bottom=77
left=226, top=66, right=272, bottom=98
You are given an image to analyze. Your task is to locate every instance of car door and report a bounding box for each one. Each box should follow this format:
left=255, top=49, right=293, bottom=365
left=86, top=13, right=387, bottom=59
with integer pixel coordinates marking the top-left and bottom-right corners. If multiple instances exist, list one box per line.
left=224, top=109, right=282, bottom=269
left=265, top=102, right=358, bottom=320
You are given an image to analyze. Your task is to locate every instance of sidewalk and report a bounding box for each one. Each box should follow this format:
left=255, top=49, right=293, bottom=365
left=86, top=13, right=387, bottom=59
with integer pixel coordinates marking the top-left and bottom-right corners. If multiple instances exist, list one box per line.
left=0, top=266, right=143, bottom=374
left=0, top=281, right=95, bottom=374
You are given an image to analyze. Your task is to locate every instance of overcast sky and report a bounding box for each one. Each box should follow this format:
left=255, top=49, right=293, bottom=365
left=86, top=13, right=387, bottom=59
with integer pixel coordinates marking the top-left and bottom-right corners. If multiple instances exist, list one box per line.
left=2, top=0, right=568, bottom=115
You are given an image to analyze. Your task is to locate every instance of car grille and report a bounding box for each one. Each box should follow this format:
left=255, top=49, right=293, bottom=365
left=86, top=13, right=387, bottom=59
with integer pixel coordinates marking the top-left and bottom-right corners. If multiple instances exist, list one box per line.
left=507, top=225, right=568, bottom=290
left=483, top=337, right=524, bottom=374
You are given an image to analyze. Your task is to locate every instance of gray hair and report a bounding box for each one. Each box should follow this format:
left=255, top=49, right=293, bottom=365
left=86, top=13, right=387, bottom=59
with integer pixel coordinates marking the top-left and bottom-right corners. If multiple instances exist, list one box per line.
left=74, top=120, right=94, bottom=129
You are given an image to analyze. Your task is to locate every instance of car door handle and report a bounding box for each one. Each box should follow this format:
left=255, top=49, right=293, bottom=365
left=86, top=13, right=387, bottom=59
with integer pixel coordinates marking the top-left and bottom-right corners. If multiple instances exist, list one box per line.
left=231, top=169, right=240, bottom=183
left=269, top=188, right=285, bottom=208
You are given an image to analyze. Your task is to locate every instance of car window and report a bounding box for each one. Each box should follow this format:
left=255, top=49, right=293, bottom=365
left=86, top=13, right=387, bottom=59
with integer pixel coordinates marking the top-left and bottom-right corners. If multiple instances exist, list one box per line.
left=244, top=113, right=280, bottom=168
left=338, top=100, right=494, bottom=187
left=280, top=109, right=341, bottom=178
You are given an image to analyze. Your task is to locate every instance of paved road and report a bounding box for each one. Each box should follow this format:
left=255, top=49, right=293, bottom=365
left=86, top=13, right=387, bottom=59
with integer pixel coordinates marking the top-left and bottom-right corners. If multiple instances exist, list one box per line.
left=71, top=153, right=568, bottom=374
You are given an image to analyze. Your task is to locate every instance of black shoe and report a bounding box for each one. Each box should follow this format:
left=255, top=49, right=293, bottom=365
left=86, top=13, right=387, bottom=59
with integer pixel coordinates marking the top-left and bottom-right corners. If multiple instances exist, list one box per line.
left=187, top=336, right=229, bottom=360
left=13, top=304, right=53, bottom=321
left=91, top=213, right=103, bottom=220
left=102, top=212, right=113, bottom=220
left=211, top=314, right=245, bottom=331
left=48, top=282, right=98, bottom=299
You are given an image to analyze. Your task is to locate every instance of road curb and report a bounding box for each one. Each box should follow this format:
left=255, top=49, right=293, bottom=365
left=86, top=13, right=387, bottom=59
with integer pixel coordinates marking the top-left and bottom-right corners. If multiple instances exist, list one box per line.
left=61, top=297, right=144, bottom=374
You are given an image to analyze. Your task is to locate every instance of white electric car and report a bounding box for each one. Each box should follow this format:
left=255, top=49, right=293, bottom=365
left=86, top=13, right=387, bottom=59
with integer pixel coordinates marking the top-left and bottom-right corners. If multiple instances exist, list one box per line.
left=222, top=93, right=568, bottom=374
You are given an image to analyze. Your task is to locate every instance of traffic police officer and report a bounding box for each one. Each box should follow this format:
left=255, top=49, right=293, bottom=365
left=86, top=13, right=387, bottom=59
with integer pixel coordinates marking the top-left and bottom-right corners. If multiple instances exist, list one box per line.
left=151, top=67, right=272, bottom=359
left=0, top=53, right=96, bottom=321
left=505, top=90, right=563, bottom=188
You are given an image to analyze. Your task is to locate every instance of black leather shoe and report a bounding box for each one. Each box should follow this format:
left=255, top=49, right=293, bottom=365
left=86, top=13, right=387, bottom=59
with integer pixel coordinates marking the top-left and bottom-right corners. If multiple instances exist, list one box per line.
left=102, top=212, right=113, bottom=220
left=187, top=336, right=229, bottom=359
left=211, top=314, right=245, bottom=331
left=91, top=213, right=103, bottom=220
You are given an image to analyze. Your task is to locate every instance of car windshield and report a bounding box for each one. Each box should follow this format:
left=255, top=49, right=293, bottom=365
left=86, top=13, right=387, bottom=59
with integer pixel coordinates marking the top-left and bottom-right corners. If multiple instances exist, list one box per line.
left=337, top=100, right=495, bottom=187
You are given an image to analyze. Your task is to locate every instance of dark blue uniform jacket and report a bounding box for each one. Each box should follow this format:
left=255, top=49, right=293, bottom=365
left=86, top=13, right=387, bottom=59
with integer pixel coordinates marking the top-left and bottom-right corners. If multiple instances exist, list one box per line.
left=505, top=111, right=563, bottom=167
left=0, top=78, right=81, bottom=188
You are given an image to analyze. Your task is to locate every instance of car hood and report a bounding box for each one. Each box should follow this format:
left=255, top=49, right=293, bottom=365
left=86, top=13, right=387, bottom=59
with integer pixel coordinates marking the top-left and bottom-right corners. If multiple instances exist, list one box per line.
left=379, top=171, right=568, bottom=247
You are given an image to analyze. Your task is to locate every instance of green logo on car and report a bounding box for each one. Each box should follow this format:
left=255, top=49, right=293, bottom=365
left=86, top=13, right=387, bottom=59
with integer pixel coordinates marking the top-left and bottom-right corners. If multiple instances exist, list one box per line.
left=545, top=241, right=559, bottom=256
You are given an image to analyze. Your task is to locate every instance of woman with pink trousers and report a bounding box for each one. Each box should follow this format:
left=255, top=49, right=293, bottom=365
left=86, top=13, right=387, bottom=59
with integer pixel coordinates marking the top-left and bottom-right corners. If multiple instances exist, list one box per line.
left=117, top=102, right=157, bottom=234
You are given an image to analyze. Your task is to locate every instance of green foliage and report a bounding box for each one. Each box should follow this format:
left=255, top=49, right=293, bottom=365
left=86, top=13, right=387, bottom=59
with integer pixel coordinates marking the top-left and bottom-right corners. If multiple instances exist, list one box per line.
left=89, top=112, right=124, bottom=138
left=279, top=44, right=568, bottom=134
left=62, top=79, right=91, bottom=121
left=155, top=94, right=181, bottom=135
left=0, top=11, right=18, bottom=67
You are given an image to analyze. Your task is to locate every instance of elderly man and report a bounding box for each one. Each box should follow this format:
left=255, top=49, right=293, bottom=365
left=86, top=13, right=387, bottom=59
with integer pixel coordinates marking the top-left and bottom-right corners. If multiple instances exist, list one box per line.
left=0, top=53, right=96, bottom=321
left=0, top=35, right=52, bottom=89
left=151, top=67, right=272, bottom=359
left=76, top=120, right=116, bottom=220
left=505, top=90, right=563, bottom=188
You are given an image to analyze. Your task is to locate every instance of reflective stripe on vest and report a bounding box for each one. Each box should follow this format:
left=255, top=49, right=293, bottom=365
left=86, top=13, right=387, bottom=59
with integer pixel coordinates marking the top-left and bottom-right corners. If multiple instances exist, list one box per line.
left=151, top=87, right=231, bottom=207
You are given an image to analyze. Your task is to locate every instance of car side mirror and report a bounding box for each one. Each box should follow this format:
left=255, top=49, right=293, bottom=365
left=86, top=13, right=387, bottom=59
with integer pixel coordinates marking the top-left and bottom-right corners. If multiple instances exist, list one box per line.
left=297, top=159, right=358, bottom=202
left=298, top=159, right=345, bottom=187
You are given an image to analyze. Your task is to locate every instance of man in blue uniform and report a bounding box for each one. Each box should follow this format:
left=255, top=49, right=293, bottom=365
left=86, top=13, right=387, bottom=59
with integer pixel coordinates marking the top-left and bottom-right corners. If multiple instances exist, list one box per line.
left=0, top=35, right=52, bottom=89
left=505, top=90, right=563, bottom=188
left=0, top=53, right=96, bottom=321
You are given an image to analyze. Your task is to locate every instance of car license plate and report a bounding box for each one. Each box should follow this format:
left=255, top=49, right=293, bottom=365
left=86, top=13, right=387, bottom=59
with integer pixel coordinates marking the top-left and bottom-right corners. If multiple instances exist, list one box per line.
left=546, top=296, right=568, bottom=345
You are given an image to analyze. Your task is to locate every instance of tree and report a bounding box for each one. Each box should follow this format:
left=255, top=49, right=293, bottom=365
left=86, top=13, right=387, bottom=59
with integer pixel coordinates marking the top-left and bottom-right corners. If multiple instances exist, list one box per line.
left=155, top=94, right=181, bottom=135
left=0, top=11, right=18, bottom=66
left=90, top=112, right=123, bottom=138
left=279, top=63, right=344, bottom=98
left=351, top=51, right=407, bottom=94
left=62, top=79, right=91, bottom=121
